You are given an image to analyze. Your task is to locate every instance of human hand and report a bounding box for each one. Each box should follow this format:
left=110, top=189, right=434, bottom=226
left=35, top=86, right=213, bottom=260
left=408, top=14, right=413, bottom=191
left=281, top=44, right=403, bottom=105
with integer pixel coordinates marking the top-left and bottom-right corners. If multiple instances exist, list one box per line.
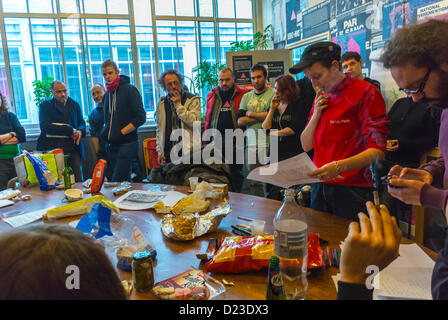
left=270, top=96, right=280, bottom=110
left=387, top=139, right=399, bottom=151
left=388, top=165, right=433, bottom=184
left=72, top=130, right=82, bottom=145
left=313, top=90, right=330, bottom=117
left=308, top=161, right=339, bottom=181
left=158, top=154, right=165, bottom=165
left=170, top=89, right=181, bottom=105
left=340, top=202, right=401, bottom=285
left=388, top=178, right=426, bottom=206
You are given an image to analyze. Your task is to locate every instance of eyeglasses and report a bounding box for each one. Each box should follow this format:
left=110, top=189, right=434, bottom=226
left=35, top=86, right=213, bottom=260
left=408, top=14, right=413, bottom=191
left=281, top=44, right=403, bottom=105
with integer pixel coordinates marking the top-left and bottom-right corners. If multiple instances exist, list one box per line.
left=399, top=69, right=431, bottom=95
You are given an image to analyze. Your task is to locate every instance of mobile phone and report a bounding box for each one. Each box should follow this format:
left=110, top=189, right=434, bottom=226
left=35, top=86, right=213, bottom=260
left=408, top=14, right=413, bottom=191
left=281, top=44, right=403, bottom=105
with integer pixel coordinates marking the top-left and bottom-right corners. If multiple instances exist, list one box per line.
left=380, top=175, right=404, bottom=189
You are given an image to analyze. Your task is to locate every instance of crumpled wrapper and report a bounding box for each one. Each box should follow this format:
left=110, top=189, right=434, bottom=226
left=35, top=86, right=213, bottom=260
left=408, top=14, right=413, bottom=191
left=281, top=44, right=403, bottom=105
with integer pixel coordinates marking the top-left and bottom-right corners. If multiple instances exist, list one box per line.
left=161, top=202, right=231, bottom=241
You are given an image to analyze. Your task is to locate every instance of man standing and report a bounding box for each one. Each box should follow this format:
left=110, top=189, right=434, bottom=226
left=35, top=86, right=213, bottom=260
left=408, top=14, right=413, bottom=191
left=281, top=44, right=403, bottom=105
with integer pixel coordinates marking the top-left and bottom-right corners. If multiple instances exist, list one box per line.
left=156, top=69, right=201, bottom=165
left=336, top=19, right=448, bottom=300
left=89, top=84, right=112, bottom=180
left=100, top=60, right=146, bottom=182
left=237, top=64, right=274, bottom=174
left=204, top=68, right=248, bottom=192
left=37, top=80, right=85, bottom=182
left=341, top=51, right=381, bottom=92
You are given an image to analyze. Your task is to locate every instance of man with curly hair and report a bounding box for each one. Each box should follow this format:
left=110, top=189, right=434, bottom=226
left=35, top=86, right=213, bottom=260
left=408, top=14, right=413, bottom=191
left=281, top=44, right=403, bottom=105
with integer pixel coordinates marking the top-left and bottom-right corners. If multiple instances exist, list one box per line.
left=156, top=69, right=201, bottom=164
left=337, top=19, right=448, bottom=300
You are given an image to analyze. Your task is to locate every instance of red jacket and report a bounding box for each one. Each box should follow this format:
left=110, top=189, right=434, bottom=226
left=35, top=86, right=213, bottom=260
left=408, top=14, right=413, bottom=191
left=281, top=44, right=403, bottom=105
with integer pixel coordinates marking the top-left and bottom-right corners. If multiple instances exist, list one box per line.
left=204, top=85, right=248, bottom=132
left=309, top=75, right=389, bottom=187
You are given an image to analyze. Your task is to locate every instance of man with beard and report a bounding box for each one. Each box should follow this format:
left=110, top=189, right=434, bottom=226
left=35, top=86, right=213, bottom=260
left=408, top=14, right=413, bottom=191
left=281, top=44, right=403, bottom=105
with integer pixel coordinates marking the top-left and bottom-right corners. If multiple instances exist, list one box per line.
left=37, top=81, right=85, bottom=181
left=204, top=68, right=248, bottom=192
left=336, top=19, right=448, bottom=300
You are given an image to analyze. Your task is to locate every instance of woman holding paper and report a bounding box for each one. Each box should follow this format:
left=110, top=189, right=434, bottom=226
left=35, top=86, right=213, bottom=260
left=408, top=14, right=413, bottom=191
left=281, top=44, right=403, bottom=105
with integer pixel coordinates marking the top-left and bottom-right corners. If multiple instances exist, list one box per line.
left=293, top=41, right=388, bottom=220
left=0, top=93, right=26, bottom=190
left=262, top=75, right=307, bottom=200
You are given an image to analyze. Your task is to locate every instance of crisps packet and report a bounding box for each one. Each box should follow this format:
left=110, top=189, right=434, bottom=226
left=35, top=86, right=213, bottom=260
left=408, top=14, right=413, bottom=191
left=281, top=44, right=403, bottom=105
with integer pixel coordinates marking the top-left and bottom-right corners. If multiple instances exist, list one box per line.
left=205, top=234, right=324, bottom=273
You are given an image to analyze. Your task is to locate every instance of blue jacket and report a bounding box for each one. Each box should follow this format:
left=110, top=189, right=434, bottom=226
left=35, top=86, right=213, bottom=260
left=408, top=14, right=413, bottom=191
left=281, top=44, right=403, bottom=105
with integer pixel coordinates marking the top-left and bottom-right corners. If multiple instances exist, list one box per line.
left=89, top=104, right=106, bottom=154
left=37, top=97, right=86, bottom=155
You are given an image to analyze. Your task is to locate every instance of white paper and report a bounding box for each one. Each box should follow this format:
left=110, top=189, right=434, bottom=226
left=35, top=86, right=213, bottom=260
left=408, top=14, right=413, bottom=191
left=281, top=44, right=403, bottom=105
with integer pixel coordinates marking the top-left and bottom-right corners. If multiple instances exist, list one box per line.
left=247, top=152, right=322, bottom=188
left=114, top=190, right=187, bottom=210
left=3, top=208, right=50, bottom=228
left=373, top=244, right=435, bottom=300
left=0, top=200, right=14, bottom=208
left=332, top=244, right=435, bottom=300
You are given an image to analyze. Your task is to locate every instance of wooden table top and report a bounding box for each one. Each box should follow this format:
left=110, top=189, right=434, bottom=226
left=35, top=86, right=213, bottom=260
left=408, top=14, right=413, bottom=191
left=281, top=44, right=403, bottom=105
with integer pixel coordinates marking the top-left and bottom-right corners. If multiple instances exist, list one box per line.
left=0, top=183, right=438, bottom=300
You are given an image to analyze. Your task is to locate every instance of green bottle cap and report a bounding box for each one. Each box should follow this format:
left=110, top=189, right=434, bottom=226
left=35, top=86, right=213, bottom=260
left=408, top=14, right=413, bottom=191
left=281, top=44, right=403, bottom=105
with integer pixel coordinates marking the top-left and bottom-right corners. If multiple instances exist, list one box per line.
left=269, top=256, right=279, bottom=266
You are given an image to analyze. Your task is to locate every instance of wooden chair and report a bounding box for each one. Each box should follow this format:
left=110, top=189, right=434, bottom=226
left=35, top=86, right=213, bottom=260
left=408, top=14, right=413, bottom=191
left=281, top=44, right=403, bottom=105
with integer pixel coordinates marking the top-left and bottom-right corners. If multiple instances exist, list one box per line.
left=142, top=138, right=160, bottom=176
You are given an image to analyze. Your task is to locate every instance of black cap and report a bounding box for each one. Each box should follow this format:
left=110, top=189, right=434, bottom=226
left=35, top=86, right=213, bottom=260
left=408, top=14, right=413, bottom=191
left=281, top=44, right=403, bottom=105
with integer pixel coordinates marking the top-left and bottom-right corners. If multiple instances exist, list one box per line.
left=289, top=42, right=342, bottom=74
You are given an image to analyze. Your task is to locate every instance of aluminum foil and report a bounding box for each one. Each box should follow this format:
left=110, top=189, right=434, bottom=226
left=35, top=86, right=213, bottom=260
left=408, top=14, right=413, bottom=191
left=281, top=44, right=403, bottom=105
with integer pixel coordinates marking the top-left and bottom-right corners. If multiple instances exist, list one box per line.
left=161, top=202, right=231, bottom=241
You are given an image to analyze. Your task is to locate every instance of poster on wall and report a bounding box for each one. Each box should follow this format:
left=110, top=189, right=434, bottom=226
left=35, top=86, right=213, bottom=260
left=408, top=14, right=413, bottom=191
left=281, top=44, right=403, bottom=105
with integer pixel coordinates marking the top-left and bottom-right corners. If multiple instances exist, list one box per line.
left=273, top=0, right=286, bottom=49
left=286, top=0, right=302, bottom=46
left=382, top=0, right=411, bottom=42
left=232, top=55, right=253, bottom=86
left=258, top=61, right=285, bottom=83
left=415, top=0, right=448, bottom=22
left=332, top=12, right=371, bottom=73
left=337, top=0, right=373, bottom=15
left=302, top=0, right=331, bottom=39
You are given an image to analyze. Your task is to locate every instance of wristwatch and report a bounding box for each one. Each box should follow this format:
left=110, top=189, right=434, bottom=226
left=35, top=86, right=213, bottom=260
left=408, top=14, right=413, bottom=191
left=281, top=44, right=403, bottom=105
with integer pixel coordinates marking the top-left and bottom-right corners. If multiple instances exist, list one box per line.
left=9, top=132, right=16, bottom=138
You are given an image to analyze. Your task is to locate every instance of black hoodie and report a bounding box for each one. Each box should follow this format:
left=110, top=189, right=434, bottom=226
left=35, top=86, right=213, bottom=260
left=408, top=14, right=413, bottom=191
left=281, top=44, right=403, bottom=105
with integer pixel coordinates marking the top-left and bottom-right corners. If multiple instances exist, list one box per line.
left=101, top=75, right=146, bottom=145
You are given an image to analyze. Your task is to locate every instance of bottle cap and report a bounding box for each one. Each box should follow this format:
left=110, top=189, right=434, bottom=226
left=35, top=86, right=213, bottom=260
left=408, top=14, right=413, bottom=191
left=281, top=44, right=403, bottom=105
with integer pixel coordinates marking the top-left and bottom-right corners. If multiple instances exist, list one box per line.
left=269, top=256, right=280, bottom=265
left=132, top=251, right=151, bottom=260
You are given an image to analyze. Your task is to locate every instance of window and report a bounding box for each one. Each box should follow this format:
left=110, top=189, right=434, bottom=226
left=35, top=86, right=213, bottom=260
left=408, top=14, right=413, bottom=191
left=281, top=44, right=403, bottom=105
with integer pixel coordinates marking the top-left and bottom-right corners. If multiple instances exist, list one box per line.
left=0, top=0, right=254, bottom=127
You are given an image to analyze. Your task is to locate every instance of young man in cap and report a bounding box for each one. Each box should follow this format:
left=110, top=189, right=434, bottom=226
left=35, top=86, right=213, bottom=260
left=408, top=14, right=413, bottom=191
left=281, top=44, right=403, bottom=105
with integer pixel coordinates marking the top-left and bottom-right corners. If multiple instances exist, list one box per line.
left=341, top=51, right=381, bottom=92
left=293, top=41, right=389, bottom=221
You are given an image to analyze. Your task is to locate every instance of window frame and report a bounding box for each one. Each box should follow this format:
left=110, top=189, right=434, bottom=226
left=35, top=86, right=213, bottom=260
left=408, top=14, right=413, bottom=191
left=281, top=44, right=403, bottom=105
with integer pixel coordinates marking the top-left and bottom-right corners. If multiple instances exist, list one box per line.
left=0, top=0, right=256, bottom=133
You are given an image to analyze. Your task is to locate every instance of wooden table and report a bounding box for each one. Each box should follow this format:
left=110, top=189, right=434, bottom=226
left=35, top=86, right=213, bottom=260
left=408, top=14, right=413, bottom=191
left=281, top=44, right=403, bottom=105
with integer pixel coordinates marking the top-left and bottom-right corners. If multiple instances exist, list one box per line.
left=0, top=183, right=438, bottom=300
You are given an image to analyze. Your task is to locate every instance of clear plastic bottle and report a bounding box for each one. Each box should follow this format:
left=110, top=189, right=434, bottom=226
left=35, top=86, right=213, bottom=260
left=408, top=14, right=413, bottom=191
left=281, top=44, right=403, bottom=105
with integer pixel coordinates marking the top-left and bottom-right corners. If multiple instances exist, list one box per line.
left=273, top=188, right=308, bottom=300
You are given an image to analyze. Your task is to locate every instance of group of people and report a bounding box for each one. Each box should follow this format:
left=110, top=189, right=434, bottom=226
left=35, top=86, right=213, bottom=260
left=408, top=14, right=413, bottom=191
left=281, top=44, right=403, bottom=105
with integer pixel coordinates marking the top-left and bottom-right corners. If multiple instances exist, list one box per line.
left=1, top=18, right=448, bottom=300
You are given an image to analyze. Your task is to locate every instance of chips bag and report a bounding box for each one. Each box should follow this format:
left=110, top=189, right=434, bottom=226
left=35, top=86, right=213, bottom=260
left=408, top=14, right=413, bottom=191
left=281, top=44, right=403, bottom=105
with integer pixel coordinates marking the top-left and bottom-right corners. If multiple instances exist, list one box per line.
left=205, top=234, right=324, bottom=273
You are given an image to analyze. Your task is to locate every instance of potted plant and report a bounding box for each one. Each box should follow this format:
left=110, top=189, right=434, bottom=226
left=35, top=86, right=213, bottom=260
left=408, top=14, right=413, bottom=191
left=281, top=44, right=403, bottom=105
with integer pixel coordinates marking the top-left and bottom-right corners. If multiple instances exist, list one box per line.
left=32, top=77, right=53, bottom=107
left=192, top=61, right=226, bottom=121
left=230, top=24, right=273, bottom=51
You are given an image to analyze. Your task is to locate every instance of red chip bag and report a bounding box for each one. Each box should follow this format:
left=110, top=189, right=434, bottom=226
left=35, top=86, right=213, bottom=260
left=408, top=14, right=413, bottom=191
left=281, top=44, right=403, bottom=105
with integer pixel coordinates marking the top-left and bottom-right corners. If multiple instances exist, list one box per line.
left=205, top=234, right=324, bottom=273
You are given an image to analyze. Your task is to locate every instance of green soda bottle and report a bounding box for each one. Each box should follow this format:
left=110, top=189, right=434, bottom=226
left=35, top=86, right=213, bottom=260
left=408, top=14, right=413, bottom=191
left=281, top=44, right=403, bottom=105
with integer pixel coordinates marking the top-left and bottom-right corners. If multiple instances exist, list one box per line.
left=266, top=256, right=286, bottom=300
left=62, top=155, right=75, bottom=190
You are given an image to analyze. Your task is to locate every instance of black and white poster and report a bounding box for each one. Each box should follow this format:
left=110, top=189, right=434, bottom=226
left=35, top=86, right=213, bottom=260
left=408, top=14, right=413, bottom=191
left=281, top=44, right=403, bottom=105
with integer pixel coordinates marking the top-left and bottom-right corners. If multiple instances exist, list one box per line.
left=258, top=61, right=285, bottom=83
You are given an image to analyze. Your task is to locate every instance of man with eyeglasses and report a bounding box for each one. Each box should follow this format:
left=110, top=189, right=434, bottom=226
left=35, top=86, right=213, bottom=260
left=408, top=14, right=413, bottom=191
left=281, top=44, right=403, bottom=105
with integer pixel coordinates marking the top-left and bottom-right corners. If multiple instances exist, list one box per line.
left=37, top=80, right=86, bottom=182
left=336, top=20, right=448, bottom=300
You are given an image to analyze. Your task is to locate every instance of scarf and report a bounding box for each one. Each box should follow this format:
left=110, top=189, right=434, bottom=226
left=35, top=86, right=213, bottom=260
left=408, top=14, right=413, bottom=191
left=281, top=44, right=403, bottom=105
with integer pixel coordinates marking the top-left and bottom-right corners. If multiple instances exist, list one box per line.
left=106, top=75, right=120, bottom=93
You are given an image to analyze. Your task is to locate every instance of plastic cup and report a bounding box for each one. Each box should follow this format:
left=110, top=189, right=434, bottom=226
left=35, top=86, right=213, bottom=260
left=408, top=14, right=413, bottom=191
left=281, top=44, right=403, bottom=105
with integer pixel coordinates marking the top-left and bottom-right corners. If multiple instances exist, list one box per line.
left=249, top=219, right=265, bottom=236
left=189, top=177, right=199, bottom=191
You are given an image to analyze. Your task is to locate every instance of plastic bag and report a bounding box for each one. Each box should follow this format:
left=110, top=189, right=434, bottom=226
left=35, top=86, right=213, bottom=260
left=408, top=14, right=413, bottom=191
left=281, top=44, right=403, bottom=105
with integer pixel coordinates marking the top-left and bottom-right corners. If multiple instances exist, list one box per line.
left=24, top=151, right=58, bottom=191
left=82, top=211, right=156, bottom=271
left=205, top=234, right=324, bottom=273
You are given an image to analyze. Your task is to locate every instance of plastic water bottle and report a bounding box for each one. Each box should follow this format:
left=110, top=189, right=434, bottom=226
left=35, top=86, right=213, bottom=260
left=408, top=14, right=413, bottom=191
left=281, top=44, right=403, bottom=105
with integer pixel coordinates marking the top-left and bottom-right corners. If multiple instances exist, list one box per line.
left=273, top=188, right=308, bottom=300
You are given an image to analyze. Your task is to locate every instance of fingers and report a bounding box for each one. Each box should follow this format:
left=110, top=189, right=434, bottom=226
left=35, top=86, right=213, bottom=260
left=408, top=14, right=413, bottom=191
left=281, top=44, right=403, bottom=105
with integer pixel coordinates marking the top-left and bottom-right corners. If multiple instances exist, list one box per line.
left=347, top=221, right=360, bottom=239
left=358, top=212, right=372, bottom=237
left=366, top=201, right=383, bottom=237
left=379, top=204, right=394, bottom=240
left=388, top=165, right=403, bottom=177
